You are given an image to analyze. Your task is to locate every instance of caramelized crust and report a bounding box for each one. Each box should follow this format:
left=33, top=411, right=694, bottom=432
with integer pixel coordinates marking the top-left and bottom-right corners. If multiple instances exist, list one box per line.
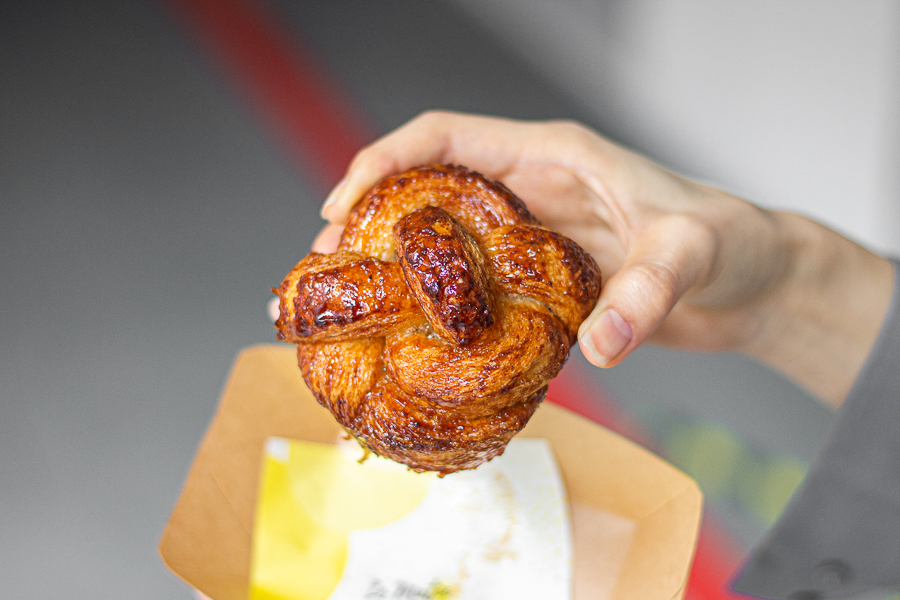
left=385, top=298, right=568, bottom=408
left=339, top=164, right=538, bottom=260
left=352, top=379, right=546, bottom=473
left=297, top=339, right=384, bottom=425
left=274, top=164, right=601, bottom=474
left=274, top=252, right=422, bottom=343
left=395, top=206, right=494, bottom=346
left=484, top=225, right=602, bottom=341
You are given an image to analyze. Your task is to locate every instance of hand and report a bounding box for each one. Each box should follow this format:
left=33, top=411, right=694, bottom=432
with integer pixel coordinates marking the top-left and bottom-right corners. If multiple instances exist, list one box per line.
left=315, top=111, right=894, bottom=407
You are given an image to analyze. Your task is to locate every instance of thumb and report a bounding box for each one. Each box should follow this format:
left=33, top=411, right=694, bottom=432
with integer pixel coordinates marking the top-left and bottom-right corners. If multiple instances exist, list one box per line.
left=578, top=215, right=714, bottom=367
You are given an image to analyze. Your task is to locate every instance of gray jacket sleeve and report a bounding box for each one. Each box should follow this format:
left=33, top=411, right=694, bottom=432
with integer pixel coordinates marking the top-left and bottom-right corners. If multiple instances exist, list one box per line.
left=733, top=258, right=900, bottom=600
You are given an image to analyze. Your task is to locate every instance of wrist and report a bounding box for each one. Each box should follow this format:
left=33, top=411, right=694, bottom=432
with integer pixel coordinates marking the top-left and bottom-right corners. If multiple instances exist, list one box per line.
left=744, top=212, right=893, bottom=407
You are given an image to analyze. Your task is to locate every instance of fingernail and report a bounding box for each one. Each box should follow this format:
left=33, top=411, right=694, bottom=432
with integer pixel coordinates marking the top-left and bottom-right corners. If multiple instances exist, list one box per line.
left=579, top=309, right=633, bottom=367
left=267, top=296, right=281, bottom=323
left=321, top=176, right=348, bottom=219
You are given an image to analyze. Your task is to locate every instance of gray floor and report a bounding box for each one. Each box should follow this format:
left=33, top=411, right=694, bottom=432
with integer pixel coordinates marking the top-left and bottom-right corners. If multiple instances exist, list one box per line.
left=0, top=1, right=834, bottom=597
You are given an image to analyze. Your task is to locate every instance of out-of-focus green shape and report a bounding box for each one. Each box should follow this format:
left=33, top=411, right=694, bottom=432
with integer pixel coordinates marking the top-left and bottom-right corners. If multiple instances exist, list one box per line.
left=660, top=414, right=810, bottom=527
left=747, top=457, right=807, bottom=525
left=664, top=421, right=743, bottom=500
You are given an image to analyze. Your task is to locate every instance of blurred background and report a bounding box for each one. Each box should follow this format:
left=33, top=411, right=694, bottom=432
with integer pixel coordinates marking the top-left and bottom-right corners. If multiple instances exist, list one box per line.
left=2, top=0, right=898, bottom=598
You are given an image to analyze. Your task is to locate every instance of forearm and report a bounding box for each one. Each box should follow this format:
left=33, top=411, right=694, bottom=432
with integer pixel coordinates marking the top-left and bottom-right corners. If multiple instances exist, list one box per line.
left=744, top=212, right=894, bottom=408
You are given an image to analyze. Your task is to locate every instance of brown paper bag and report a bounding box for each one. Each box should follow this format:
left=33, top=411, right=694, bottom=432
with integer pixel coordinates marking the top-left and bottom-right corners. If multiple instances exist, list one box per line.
left=160, top=345, right=702, bottom=600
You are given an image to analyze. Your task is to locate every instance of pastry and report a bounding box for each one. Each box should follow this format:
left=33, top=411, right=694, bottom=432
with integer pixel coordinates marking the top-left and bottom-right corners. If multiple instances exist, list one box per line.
left=274, top=164, right=601, bottom=474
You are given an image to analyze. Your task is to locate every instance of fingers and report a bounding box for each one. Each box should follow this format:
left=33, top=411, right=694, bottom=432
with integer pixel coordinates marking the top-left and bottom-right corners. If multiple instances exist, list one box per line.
left=320, top=111, right=456, bottom=224
left=320, top=111, right=532, bottom=224
left=577, top=215, right=715, bottom=368
left=267, top=296, right=280, bottom=322
left=312, top=223, right=345, bottom=253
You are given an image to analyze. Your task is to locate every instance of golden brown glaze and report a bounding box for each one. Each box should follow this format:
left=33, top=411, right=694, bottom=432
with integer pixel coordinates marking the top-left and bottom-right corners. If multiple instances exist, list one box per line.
left=483, top=225, right=603, bottom=342
left=274, top=252, right=422, bottom=343
left=339, top=165, right=538, bottom=260
left=395, top=206, right=494, bottom=346
left=297, top=338, right=384, bottom=424
left=274, top=164, right=601, bottom=474
left=384, top=298, right=568, bottom=409
left=352, top=380, right=547, bottom=473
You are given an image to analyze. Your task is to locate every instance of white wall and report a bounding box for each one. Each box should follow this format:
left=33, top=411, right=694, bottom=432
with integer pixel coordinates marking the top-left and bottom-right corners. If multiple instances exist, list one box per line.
left=449, top=0, right=900, bottom=255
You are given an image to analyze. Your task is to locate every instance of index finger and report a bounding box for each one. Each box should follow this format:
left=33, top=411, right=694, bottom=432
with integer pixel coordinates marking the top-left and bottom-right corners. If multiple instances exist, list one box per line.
left=319, top=111, right=526, bottom=224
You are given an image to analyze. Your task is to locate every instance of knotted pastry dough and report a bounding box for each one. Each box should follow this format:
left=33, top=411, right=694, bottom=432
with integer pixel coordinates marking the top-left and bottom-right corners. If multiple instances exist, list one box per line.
left=274, top=165, right=601, bottom=474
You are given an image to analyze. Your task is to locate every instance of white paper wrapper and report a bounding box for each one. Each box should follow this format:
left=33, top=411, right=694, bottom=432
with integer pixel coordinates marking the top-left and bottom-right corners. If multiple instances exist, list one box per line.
left=252, top=436, right=572, bottom=600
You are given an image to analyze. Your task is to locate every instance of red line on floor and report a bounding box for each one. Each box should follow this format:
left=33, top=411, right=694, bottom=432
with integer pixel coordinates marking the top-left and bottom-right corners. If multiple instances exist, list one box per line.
left=164, top=0, right=377, bottom=190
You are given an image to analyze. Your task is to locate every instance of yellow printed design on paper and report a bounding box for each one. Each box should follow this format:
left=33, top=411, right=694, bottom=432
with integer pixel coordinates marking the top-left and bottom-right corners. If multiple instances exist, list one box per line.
left=250, top=438, right=433, bottom=600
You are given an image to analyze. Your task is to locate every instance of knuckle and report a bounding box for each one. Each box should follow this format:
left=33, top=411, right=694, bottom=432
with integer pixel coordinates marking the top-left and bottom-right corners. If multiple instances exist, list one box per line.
left=347, top=142, right=374, bottom=169
left=549, top=119, right=593, bottom=141
left=628, top=260, right=681, bottom=313
left=416, top=109, right=451, bottom=123
left=348, top=142, right=390, bottom=174
left=410, top=109, right=457, bottom=133
left=544, top=119, right=603, bottom=157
